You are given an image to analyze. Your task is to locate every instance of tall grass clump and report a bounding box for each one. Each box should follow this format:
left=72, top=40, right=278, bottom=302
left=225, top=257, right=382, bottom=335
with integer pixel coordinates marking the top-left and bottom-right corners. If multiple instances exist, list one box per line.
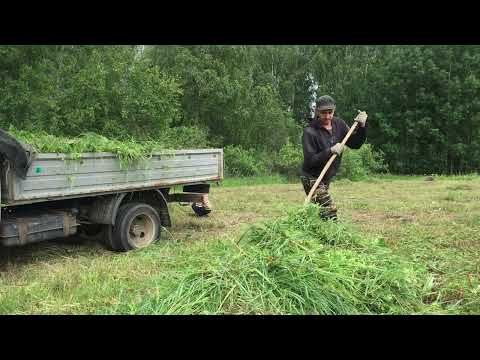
left=122, top=204, right=439, bottom=315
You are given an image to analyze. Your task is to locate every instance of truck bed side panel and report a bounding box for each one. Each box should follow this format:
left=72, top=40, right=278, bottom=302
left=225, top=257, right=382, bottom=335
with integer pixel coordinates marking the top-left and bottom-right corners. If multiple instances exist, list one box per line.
left=2, top=149, right=223, bottom=204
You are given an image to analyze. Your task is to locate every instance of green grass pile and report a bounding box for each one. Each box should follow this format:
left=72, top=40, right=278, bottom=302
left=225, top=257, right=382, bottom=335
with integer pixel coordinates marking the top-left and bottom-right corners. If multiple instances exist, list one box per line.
left=8, top=127, right=176, bottom=167
left=116, top=204, right=442, bottom=314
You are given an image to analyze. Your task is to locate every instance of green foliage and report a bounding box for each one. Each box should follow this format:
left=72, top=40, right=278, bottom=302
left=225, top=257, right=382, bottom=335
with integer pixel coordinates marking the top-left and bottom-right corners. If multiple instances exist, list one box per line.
left=223, top=145, right=268, bottom=177
left=359, top=143, right=389, bottom=173
left=147, top=46, right=298, bottom=153
left=368, top=45, right=480, bottom=174
left=160, top=125, right=210, bottom=149
left=0, top=46, right=182, bottom=139
left=273, top=139, right=303, bottom=179
left=338, top=143, right=389, bottom=181
left=337, top=149, right=368, bottom=180
left=104, top=62, right=182, bottom=139
left=1, top=45, right=480, bottom=175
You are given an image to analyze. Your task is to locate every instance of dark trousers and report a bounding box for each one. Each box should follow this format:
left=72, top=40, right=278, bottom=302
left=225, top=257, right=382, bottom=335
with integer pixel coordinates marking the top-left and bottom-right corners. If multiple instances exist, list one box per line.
left=300, top=176, right=337, bottom=220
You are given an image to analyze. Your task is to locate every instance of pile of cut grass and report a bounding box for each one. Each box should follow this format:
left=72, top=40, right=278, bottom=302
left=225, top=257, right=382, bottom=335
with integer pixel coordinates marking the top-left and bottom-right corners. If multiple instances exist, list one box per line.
left=8, top=127, right=177, bottom=167
left=115, top=204, right=442, bottom=315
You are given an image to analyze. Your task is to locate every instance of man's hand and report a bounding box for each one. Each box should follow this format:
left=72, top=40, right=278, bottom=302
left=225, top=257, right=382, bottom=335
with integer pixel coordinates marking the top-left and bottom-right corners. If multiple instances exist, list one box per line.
left=331, top=143, right=344, bottom=155
left=355, top=110, right=368, bottom=127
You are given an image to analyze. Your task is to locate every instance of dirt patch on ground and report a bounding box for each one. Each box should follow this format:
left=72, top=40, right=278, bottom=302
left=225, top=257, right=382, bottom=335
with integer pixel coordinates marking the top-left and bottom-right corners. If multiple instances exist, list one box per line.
left=221, top=212, right=268, bottom=227
left=383, top=213, right=418, bottom=223
left=170, top=210, right=269, bottom=243
left=446, top=184, right=474, bottom=191
left=349, top=208, right=457, bottom=225
left=349, top=210, right=417, bottom=223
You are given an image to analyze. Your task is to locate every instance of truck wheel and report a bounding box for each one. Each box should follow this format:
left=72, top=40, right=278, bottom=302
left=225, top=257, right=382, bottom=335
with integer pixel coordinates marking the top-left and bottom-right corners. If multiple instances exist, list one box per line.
left=112, top=202, right=161, bottom=252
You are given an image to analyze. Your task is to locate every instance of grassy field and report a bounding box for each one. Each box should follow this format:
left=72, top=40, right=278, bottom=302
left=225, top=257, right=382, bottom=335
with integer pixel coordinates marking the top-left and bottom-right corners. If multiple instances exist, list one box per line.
left=0, top=174, right=479, bottom=314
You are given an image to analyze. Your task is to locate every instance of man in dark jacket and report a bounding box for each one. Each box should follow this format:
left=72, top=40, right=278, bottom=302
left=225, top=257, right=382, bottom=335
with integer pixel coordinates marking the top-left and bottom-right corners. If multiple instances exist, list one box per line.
left=301, top=95, right=367, bottom=220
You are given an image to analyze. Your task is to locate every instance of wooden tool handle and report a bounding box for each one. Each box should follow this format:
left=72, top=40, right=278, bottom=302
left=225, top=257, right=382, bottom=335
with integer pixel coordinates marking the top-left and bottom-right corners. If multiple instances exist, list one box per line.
left=304, top=121, right=360, bottom=205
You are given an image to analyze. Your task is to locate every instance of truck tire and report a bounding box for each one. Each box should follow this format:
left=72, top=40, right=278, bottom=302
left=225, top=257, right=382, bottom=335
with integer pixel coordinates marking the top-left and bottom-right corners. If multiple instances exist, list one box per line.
left=111, top=202, right=161, bottom=252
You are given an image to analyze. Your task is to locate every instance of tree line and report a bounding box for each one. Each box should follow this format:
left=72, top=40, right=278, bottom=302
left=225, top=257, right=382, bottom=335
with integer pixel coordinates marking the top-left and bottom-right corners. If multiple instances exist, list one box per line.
left=0, top=45, right=478, bottom=174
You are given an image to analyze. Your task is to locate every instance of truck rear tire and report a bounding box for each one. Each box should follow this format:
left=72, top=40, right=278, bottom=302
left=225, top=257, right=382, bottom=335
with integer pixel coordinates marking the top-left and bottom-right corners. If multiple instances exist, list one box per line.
left=111, top=202, right=161, bottom=252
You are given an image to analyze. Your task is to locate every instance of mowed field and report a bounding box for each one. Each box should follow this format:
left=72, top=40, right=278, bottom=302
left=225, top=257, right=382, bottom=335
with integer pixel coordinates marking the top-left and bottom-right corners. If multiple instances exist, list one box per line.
left=0, top=175, right=479, bottom=314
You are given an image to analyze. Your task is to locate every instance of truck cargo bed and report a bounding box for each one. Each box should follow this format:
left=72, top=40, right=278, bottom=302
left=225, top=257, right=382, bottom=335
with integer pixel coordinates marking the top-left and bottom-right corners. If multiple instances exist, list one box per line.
left=1, top=149, right=223, bottom=205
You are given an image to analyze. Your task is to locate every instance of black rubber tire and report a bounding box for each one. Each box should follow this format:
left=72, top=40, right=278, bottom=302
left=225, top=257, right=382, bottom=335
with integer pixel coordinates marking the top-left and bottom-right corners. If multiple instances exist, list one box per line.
left=111, top=202, right=161, bottom=252
left=192, top=203, right=211, bottom=217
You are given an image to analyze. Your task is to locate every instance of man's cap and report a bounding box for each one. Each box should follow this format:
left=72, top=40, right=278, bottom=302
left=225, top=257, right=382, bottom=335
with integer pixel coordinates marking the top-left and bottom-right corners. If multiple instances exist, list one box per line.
left=315, top=95, right=336, bottom=111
